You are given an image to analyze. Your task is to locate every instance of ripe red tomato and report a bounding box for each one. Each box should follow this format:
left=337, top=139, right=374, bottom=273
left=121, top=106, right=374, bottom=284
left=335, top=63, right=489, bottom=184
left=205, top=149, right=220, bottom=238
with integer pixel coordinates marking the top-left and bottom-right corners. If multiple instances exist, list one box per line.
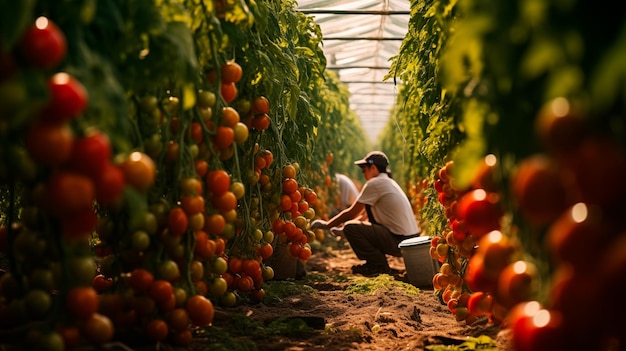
left=213, top=191, right=237, bottom=212
left=298, top=246, right=312, bottom=261
left=67, top=131, right=111, bottom=177
left=181, top=195, right=205, bottom=215
left=94, top=162, right=125, bottom=206
left=60, top=205, right=97, bottom=240
left=563, top=137, right=626, bottom=210
left=257, top=243, right=274, bottom=259
left=252, top=113, right=271, bottom=130
left=212, top=126, right=235, bottom=149
left=186, top=295, right=214, bottom=326
left=168, top=308, right=191, bottom=332
left=128, top=268, right=154, bottom=293
left=221, top=61, right=243, bottom=84
left=511, top=308, right=565, bottom=351
left=121, top=152, right=156, bottom=192
left=464, top=254, right=497, bottom=293
left=455, top=189, right=502, bottom=238
left=19, top=17, right=67, bottom=69
left=92, top=274, right=113, bottom=293
left=545, top=203, right=611, bottom=272
left=221, top=82, right=237, bottom=102
left=236, top=275, right=254, bottom=292
left=510, top=155, right=572, bottom=226
left=282, top=178, right=298, bottom=195
left=195, top=159, right=209, bottom=178
left=190, top=121, right=204, bottom=144
left=66, top=286, right=99, bottom=319
left=534, top=97, right=586, bottom=157
left=252, top=96, right=270, bottom=114
left=250, top=288, right=265, bottom=302
left=46, top=171, right=95, bottom=215
left=242, top=259, right=261, bottom=278
left=41, top=72, right=89, bottom=123
left=25, top=122, right=74, bottom=166
left=497, top=260, right=538, bottom=308
left=81, top=313, right=114, bottom=344
left=168, top=207, right=189, bottom=236
left=476, top=230, right=517, bottom=276
left=145, top=318, right=169, bottom=341
left=206, top=169, right=230, bottom=195
left=149, top=280, right=174, bottom=303
left=221, top=106, right=240, bottom=127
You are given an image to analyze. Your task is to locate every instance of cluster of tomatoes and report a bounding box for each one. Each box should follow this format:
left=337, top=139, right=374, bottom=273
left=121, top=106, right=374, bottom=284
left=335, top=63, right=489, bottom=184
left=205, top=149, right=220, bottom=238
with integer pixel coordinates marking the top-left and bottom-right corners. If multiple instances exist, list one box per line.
left=271, top=164, right=317, bottom=262
left=428, top=97, right=626, bottom=350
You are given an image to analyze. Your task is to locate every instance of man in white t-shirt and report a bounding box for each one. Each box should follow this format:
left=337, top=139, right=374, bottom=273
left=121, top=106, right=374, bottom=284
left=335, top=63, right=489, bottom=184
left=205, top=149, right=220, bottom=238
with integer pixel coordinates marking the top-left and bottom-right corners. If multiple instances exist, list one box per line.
left=312, top=151, right=420, bottom=276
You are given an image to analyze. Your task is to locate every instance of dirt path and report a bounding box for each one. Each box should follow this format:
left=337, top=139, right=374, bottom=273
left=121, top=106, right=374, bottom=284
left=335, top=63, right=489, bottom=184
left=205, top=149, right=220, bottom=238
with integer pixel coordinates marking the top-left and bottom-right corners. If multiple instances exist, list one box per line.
left=204, top=248, right=512, bottom=351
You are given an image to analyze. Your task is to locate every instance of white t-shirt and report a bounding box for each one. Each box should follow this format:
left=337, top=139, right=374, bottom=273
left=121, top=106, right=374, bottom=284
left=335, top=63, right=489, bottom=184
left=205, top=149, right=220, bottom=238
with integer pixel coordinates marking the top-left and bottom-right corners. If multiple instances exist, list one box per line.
left=336, top=173, right=359, bottom=209
left=356, top=173, right=419, bottom=236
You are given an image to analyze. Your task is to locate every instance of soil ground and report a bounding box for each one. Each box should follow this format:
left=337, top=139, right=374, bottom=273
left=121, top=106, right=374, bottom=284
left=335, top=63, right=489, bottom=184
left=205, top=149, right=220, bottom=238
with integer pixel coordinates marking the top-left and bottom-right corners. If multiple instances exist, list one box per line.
left=199, top=245, right=513, bottom=351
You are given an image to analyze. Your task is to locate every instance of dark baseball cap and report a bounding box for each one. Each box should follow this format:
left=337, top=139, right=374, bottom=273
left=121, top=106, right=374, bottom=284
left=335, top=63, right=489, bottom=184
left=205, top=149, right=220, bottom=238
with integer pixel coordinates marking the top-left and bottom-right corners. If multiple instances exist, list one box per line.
left=354, top=151, right=390, bottom=172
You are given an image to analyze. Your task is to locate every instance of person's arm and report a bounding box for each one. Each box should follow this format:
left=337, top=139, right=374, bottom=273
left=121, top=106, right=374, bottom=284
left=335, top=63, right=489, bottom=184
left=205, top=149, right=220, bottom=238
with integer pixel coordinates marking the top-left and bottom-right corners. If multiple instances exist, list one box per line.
left=312, top=201, right=366, bottom=230
left=328, top=201, right=364, bottom=228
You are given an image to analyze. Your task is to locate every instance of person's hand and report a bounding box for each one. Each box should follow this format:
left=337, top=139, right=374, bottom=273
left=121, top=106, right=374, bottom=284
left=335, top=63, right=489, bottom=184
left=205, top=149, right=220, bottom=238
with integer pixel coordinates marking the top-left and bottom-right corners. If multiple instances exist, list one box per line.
left=310, top=219, right=329, bottom=230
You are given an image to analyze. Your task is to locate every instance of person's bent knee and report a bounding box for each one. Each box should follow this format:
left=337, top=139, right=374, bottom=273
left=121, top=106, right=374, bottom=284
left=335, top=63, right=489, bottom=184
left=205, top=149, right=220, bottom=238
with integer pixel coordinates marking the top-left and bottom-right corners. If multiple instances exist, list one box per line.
left=342, top=222, right=362, bottom=238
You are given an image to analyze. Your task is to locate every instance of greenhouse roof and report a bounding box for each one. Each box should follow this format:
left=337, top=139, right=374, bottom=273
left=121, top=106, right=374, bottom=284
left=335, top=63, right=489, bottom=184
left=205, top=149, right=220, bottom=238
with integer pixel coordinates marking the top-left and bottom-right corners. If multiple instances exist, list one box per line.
left=296, top=0, right=410, bottom=144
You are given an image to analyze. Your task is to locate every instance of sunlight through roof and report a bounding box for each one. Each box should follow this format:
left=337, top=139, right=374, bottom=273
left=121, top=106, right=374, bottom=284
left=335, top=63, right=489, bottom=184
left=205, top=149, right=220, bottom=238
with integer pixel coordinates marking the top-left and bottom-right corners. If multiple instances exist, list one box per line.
left=297, top=0, right=410, bottom=143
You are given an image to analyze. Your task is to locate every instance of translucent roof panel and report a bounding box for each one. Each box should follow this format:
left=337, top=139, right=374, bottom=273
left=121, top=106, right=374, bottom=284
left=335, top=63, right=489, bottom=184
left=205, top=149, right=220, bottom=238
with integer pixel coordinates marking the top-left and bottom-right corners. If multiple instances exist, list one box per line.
left=297, top=0, right=410, bottom=143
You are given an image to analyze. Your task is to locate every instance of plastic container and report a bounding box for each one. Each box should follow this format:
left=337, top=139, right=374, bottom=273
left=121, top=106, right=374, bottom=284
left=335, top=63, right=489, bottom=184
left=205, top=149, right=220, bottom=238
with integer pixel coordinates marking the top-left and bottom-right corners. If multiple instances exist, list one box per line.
left=398, top=236, right=440, bottom=288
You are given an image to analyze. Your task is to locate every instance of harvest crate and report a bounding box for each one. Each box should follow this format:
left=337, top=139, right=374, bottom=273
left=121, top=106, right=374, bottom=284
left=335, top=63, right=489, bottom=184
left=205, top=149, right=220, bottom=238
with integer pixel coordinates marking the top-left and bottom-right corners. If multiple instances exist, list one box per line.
left=398, top=236, right=440, bottom=288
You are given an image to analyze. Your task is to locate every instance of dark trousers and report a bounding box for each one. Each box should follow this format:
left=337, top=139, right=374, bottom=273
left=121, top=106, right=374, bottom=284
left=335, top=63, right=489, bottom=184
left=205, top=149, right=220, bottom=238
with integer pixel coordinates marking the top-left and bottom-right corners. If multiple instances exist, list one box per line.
left=342, top=220, right=403, bottom=267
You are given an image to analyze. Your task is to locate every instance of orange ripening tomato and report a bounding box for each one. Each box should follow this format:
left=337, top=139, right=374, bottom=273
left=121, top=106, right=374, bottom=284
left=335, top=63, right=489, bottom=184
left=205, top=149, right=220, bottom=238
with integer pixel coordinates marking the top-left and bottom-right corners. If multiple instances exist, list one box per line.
left=220, top=61, right=242, bottom=84
left=186, top=295, right=214, bottom=326
left=121, top=152, right=156, bottom=192
left=214, top=191, right=237, bottom=212
left=221, top=106, right=240, bottom=127
left=181, top=195, right=205, bottom=215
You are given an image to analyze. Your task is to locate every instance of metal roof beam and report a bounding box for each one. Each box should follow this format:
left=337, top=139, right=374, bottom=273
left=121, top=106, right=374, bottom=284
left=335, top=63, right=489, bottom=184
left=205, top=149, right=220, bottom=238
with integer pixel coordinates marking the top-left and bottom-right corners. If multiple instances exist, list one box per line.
left=323, top=37, right=404, bottom=41
left=300, top=10, right=410, bottom=15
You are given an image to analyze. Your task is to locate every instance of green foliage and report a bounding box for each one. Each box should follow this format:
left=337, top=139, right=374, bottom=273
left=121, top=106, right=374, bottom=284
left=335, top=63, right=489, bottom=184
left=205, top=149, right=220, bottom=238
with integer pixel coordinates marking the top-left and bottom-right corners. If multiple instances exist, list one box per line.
left=425, top=335, right=497, bottom=351
left=203, top=313, right=314, bottom=349
left=381, top=0, right=461, bottom=237
left=344, top=274, right=421, bottom=296
left=262, top=280, right=317, bottom=304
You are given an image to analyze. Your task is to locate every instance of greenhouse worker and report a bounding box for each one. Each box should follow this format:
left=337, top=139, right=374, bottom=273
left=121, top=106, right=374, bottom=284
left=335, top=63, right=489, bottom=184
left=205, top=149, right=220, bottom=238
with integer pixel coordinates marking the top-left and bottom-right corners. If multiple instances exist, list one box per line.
left=311, top=151, right=420, bottom=276
left=331, top=173, right=360, bottom=217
